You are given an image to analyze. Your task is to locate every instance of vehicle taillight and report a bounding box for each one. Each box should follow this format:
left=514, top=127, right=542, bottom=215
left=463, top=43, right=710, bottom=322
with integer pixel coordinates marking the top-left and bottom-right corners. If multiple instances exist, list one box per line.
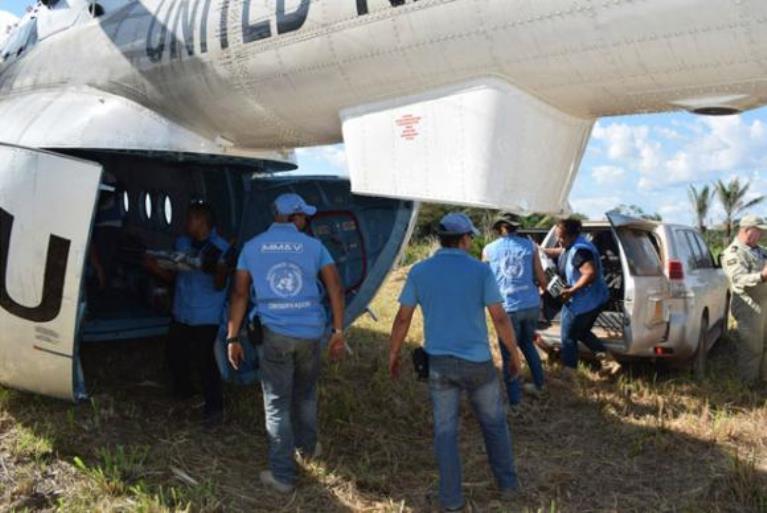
left=667, top=259, right=684, bottom=280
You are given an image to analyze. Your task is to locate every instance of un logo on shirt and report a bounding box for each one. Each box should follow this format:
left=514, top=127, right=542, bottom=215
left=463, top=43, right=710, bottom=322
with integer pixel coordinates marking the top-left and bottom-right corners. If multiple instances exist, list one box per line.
left=267, top=262, right=304, bottom=298
left=500, top=255, right=523, bottom=280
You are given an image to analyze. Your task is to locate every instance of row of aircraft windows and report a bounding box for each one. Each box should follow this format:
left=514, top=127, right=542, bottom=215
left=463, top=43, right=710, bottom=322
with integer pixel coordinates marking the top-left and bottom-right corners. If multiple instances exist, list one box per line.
left=121, top=191, right=174, bottom=227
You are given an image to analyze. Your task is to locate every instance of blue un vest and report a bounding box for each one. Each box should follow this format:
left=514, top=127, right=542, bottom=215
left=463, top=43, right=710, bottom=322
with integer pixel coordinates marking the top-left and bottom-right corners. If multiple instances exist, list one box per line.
left=485, top=235, right=540, bottom=312
left=172, top=229, right=230, bottom=326
left=564, top=235, right=609, bottom=315
left=239, top=223, right=332, bottom=340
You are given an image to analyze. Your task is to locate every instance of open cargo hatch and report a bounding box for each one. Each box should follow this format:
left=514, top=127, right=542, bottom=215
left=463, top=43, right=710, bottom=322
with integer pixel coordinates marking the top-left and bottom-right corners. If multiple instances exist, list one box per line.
left=0, top=143, right=101, bottom=400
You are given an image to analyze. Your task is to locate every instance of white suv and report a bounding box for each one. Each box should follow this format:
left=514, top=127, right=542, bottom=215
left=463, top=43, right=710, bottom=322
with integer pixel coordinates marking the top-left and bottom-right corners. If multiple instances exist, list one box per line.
left=538, top=212, right=728, bottom=376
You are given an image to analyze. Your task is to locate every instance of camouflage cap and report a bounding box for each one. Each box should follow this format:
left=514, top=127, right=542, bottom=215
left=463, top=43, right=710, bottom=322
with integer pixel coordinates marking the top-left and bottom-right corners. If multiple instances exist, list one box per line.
left=739, top=214, right=767, bottom=231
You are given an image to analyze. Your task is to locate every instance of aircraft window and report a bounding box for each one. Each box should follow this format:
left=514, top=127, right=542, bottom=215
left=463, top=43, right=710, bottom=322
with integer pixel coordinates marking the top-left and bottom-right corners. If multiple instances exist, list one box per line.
left=162, top=194, right=173, bottom=226
left=122, top=191, right=130, bottom=213
left=142, top=192, right=153, bottom=220
left=89, top=3, right=105, bottom=17
left=3, top=16, right=38, bottom=61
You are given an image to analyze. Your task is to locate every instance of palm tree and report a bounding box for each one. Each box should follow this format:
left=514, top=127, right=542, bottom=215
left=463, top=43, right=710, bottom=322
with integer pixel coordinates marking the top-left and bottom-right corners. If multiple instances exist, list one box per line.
left=688, top=184, right=714, bottom=233
left=714, top=178, right=765, bottom=238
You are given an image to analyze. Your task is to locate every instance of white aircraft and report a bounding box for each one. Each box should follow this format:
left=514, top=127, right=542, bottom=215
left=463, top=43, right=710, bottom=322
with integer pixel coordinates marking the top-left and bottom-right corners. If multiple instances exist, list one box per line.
left=2, top=0, right=767, bottom=400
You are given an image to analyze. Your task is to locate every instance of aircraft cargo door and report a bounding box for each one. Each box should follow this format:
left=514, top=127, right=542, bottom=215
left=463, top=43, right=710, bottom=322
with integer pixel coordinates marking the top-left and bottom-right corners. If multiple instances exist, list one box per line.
left=0, top=144, right=101, bottom=401
left=240, top=176, right=416, bottom=326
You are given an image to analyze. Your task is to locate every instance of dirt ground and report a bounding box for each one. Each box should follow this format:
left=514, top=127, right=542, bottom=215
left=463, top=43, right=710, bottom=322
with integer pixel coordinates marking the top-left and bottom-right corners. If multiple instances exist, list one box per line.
left=0, top=268, right=765, bottom=512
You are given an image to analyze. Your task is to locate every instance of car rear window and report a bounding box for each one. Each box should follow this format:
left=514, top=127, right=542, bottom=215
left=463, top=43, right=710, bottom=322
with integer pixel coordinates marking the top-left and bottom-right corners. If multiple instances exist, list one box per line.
left=615, top=228, right=663, bottom=276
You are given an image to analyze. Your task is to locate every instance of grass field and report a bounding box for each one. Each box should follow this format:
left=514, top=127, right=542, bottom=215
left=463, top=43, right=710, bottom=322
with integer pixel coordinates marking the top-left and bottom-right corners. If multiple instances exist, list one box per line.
left=0, top=267, right=766, bottom=512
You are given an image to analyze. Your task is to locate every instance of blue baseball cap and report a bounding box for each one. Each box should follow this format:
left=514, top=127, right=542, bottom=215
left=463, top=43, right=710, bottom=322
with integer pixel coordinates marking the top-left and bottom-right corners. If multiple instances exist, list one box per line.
left=273, top=193, right=317, bottom=216
left=438, top=212, right=480, bottom=237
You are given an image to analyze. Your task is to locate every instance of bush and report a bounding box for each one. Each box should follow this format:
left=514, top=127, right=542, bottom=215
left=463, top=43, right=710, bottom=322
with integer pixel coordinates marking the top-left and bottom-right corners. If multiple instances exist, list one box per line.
left=412, top=203, right=566, bottom=243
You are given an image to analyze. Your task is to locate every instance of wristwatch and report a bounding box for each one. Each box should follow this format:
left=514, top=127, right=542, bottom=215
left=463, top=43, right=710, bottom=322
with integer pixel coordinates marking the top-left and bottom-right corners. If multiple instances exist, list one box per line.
left=226, top=336, right=240, bottom=345
left=332, top=328, right=343, bottom=335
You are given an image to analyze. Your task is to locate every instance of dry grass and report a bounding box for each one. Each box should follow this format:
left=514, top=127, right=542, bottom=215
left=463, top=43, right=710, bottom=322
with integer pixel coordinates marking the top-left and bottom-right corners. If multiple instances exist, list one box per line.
left=0, top=267, right=766, bottom=512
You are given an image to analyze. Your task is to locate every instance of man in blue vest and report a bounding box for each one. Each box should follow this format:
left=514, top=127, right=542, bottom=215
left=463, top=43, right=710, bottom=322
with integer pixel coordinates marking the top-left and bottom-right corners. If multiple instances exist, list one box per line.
left=388, top=213, right=521, bottom=513
left=145, top=200, right=230, bottom=425
left=226, top=193, right=346, bottom=494
left=544, top=218, right=610, bottom=375
left=483, top=212, right=548, bottom=404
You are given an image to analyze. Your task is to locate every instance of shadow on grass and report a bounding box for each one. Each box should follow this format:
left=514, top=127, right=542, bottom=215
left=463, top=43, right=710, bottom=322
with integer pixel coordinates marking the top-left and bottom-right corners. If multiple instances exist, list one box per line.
left=0, top=327, right=765, bottom=512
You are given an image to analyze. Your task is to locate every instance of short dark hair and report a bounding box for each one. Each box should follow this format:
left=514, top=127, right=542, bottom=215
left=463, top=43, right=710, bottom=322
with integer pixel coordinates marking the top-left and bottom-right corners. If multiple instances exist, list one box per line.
left=188, top=201, right=215, bottom=228
left=495, top=222, right=517, bottom=235
left=556, top=218, right=582, bottom=238
left=439, top=234, right=464, bottom=248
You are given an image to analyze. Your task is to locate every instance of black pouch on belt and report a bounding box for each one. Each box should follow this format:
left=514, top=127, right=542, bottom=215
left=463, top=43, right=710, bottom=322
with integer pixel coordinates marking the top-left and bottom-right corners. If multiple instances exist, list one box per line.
left=411, top=346, right=429, bottom=381
left=247, top=315, right=264, bottom=346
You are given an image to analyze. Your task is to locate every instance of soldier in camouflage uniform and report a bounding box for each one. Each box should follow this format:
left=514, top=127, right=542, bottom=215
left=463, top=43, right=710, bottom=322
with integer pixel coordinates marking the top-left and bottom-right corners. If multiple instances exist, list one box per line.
left=721, top=215, right=767, bottom=385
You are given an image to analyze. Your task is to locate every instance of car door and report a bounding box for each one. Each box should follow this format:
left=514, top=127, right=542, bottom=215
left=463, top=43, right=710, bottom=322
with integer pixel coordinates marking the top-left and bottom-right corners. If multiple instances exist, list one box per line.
left=689, top=230, right=728, bottom=336
left=0, top=144, right=101, bottom=400
left=606, top=212, right=670, bottom=355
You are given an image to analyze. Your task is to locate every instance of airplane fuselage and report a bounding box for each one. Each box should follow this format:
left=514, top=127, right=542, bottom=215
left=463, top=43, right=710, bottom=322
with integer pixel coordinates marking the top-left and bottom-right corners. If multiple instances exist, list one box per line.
left=3, top=0, right=767, bottom=155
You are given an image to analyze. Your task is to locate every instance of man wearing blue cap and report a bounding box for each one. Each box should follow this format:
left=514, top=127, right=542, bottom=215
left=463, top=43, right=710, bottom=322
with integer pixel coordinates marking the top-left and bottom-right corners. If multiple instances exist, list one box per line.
left=388, top=212, right=522, bottom=512
left=226, top=193, right=346, bottom=494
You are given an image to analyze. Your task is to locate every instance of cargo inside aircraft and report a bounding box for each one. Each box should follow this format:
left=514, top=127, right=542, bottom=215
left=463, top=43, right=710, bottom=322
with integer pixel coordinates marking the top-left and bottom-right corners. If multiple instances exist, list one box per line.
left=61, top=151, right=415, bottom=394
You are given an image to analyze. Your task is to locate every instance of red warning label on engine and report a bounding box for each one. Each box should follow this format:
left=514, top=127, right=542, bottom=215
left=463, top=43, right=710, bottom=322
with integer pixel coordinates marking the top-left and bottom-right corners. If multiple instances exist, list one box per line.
left=395, top=114, right=422, bottom=141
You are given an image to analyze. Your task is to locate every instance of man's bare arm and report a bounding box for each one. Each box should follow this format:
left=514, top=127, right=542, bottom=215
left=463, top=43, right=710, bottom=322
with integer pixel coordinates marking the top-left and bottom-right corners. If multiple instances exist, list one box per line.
left=543, top=247, right=564, bottom=259
left=320, top=264, right=345, bottom=331
left=144, top=256, right=175, bottom=284
left=532, top=243, right=548, bottom=288
left=388, top=305, right=416, bottom=378
left=226, top=270, right=252, bottom=369
left=487, top=303, right=521, bottom=377
left=227, top=270, right=251, bottom=339
left=569, top=260, right=597, bottom=292
left=320, top=264, right=347, bottom=360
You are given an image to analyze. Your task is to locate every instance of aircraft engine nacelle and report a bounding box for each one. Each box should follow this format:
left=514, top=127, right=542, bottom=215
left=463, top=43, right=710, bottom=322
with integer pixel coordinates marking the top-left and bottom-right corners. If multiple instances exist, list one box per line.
left=342, top=78, right=593, bottom=215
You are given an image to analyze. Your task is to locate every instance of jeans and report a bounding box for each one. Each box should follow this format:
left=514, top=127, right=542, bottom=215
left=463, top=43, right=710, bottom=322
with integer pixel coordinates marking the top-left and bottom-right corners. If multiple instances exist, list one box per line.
left=501, top=307, right=545, bottom=405
left=428, top=355, right=519, bottom=510
left=560, top=305, right=607, bottom=368
left=259, top=329, right=321, bottom=485
left=166, top=321, right=223, bottom=415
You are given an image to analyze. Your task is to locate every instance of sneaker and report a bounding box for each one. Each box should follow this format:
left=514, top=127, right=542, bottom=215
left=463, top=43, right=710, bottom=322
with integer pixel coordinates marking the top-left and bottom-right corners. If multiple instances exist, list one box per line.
left=561, top=367, right=577, bottom=382
left=296, top=442, right=322, bottom=462
left=259, top=470, right=294, bottom=494
left=596, top=352, right=621, bottom=376
left=523, top=383, right=544, bottom=396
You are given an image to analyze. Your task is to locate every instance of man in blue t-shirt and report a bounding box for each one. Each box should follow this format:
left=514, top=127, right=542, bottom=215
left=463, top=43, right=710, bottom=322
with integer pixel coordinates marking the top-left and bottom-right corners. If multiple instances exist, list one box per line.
left=483, top=212, right=548, bottom=404
left=226, top=193, right=346, bottom=494
left=145, top=201, right=230, bottom=425
left=388, top=213, right=521, bottom=512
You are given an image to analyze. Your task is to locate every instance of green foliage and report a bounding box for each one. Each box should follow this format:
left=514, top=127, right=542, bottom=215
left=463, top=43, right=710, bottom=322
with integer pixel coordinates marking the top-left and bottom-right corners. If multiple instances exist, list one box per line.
left=412, top=203, right=569, bottom=243
left=715, top=177, right=765, bottom=238
left=702, top=229, right=727, bottom=260
left=614, top=204, right=663, bottom=221
left=73, top=445, right=150, bottom=496
left=688, top=184, right=714, bottom=232
left=11, top=425, right=53, bottom=461
left=401, top=237, right=437, bottom=266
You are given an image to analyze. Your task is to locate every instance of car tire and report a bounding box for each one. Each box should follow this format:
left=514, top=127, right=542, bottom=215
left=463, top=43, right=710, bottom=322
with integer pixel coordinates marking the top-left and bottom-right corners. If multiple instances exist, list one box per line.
left=693, top=315, right=708, bottom=381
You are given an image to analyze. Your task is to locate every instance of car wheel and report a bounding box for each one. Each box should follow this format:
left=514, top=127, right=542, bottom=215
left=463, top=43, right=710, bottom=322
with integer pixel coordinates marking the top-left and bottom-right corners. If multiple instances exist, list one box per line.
left=693, top=315, right=708, bottom=381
